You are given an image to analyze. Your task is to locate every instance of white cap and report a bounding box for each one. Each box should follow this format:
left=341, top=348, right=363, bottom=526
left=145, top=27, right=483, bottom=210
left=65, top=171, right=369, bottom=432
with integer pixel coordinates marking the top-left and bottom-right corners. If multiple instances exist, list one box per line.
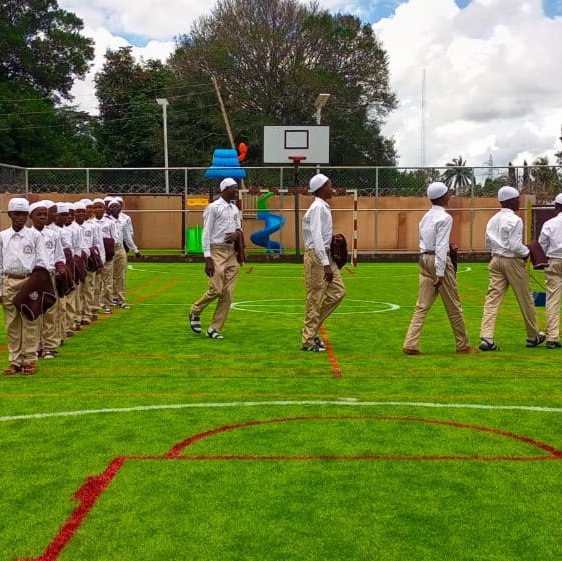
left=107, top=198, right=120, bottom=208
left=498, top=186, right=520, bottom=202
left=73, top=201, right=86, bottom=211
left=80, top=198, right=94, bottom=206
left=39, top=199, right=55, bottom=209
left=427, top=181, right=449, bottom=200
left=103, top=196, right=113, bottom=202
left=115, top=196, right=123, bottom=203
left=8, top=197, right=29, bottom=212
left=57, top=203, right=70, bottom=213
left=220, top=178, right=238, bottom=192
left=555, top=194, right=562, bottom=205
left=309, top=173, right=330, bottom=193
left=93, top=198, right=105, bottom=205
left=29, top=201, right=48, bottom=214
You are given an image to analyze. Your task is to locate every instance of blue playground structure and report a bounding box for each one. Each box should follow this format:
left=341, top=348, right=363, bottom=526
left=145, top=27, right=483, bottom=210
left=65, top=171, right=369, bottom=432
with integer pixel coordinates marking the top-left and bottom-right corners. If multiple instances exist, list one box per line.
left=205, top=148, right=247, bottom=180
left=250, top=192, right=286, bottom=253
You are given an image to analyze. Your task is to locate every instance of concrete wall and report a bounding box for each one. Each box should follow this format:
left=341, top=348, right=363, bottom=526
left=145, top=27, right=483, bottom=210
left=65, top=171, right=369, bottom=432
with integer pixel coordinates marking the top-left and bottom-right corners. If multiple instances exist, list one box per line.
left=0, top=193, right=529, bottom=252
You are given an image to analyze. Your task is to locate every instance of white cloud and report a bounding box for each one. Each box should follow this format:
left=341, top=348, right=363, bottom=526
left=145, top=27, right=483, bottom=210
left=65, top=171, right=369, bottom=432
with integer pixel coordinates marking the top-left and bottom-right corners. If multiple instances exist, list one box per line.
left=60, top=0, right=208, bottom=41
left=59, top=0, right=562, bottom=167
left=375, top=0, right=562, bottom=166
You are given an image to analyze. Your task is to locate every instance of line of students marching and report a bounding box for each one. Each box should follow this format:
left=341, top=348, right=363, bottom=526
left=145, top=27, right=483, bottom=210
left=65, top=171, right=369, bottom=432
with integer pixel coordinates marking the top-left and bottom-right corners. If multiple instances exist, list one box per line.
left=0, top=195, right=139, bottom=376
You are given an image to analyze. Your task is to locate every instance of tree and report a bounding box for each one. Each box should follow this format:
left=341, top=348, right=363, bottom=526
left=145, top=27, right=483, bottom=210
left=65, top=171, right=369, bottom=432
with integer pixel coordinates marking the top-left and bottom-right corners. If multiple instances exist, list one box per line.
left=530, top=156, right=561, bottom=203
left=0, top=0, right=94, bottom=101
left=441, top=155, right=473, bottom=195
left=95, top=48, right=169, bottom=168
left=0, top=0, right=97, bottom=165
left=170, top=0, right=397, bottom=165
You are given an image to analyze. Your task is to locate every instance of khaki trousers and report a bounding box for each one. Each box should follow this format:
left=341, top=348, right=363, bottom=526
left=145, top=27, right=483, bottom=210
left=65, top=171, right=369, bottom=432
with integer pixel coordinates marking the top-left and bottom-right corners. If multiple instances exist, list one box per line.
left=545, top=258, right=562, bottom=342
left=2, top=276, right=40, bottom=367
left=65, top=286, right=78, bottom=331
left=40, top=273, right=59, bottom=351
left=480, top=255, right=539, bottom=340
left=81, top=272, right=96, bottom=321
left=94, top=270, right=103, bottom=311
left=112, top=245, right=127, bottom=303
left=58, top=296, right=67, bottom=341
left=301, top=249, right=346, bottom=348
left=100, top=260, right=114, bottom=309
left=403, top=254, right=469, bottom=351
left=191, top=245, right=239, bottom=331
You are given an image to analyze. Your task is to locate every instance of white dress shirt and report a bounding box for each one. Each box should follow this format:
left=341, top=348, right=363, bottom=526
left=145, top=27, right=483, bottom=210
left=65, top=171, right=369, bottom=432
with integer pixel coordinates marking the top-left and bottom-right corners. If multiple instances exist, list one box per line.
left=302, top=197, right=333, bottom=266
left=96, top=216, right=117, bottom=241
left=32, top=226, right=65, bottom=272
left=485, top=208, right=529, bottom=258
left=418, top=205, right=452, bottom=277
left=202, top=198, right=242, bottom=258
left=114, top=214, right=138, bottom=253
left=87, top=218, right=105, bottom=263
left=0, top=226, right=49, bottom=294
left=539, top=213, right=562, bottom=258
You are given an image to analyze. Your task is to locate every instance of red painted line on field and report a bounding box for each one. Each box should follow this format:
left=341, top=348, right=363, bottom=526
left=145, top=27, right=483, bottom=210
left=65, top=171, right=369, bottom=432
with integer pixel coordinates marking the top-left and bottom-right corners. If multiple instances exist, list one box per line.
left=167, top=415, right=562, bottom=458
left=17, top=456, right=126, bottom=561
left=15, top=415, right=562, bottom=561
left=130, top=279, right=178, bottom=305
left=319, top=326, right=342, bottom=378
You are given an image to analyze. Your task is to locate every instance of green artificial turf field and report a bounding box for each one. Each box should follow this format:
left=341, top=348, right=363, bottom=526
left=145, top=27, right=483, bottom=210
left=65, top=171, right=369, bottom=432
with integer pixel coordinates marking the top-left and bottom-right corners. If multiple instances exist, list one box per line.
left=1, top=262, right=561, bottom=560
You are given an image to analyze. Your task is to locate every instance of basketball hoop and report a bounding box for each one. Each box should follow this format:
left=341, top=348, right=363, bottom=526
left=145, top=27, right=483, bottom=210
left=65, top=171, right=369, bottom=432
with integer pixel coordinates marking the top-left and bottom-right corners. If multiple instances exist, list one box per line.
left=288, top=155, right=307, bottom=165
left=288, top=156, right=307, bottom=189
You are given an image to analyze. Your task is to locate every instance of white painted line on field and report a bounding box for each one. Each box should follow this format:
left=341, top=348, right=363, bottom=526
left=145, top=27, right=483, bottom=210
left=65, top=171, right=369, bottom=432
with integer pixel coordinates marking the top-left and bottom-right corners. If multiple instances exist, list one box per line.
left=2, top=399, right=562, bottom=424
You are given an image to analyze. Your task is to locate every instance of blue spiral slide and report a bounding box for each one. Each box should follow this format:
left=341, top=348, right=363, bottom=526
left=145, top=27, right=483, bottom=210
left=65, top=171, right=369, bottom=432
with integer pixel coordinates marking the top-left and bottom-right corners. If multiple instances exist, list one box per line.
left=250, top=192, right=286, bottom=253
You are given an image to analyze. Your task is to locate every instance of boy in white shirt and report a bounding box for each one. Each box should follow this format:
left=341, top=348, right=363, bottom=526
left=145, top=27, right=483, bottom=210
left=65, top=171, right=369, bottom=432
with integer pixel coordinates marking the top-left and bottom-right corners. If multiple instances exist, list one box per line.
left=0, top=198, right=49, bottom=375
left=479, top=186, right=545, bottom=351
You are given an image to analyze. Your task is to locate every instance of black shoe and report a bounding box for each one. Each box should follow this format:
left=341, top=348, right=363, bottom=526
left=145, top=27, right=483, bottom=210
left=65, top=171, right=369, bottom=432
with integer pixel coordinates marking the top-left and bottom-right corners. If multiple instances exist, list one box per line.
left=546, top=341, right=562, bottom=349
left=526, top=332, right=546, bottom=348
left=479, top=338, right=501, bottom=351
left=301, top=344, right=326, bottom=352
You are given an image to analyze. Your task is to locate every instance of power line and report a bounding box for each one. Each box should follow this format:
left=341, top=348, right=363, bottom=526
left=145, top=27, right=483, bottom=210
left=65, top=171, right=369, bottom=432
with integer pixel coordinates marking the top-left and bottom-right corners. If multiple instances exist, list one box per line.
left=0, top=81, right=216, bottom=104
left=0, top=102, right=221, bottom=132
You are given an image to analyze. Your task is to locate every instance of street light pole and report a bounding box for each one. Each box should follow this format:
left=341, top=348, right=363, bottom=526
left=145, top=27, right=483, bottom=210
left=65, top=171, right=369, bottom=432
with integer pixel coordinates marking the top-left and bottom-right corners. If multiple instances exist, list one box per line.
left=314, top=93, right=330, bottom=174
left=156, top=98, right=169, bottom=194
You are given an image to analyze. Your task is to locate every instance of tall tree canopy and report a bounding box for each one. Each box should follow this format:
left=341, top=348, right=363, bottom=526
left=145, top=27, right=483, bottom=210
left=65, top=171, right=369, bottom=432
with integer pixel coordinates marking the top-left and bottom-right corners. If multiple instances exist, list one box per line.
left=0, top=0, right=97, bottom=166
left=170, top=0, right=397, bottom=165
left=0, top=0, right=94, bottom=100
left=95, top=47, right=225, bottom=168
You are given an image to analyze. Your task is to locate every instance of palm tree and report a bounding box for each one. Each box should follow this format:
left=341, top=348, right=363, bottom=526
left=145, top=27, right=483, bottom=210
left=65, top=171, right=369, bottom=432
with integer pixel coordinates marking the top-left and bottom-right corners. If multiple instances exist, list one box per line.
left=530, top=156, right=561, bottom=202
left=441, top=155, right=473, bottom=195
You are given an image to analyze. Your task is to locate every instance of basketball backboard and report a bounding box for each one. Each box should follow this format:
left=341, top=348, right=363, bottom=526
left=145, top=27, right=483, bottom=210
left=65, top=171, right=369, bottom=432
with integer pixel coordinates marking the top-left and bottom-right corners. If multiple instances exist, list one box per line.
left=263, top=125, right=330, bottom=164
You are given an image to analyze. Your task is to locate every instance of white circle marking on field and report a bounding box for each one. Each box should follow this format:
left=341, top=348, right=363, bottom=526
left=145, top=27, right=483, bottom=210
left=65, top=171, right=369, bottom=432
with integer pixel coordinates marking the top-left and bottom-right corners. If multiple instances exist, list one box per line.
left=231, top=299, right=400, bottom=315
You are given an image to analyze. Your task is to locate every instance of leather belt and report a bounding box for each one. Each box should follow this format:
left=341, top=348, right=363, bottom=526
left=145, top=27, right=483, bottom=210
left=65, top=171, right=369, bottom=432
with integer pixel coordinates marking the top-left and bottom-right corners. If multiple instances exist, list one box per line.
left=4, top=273, right=31, bottom=279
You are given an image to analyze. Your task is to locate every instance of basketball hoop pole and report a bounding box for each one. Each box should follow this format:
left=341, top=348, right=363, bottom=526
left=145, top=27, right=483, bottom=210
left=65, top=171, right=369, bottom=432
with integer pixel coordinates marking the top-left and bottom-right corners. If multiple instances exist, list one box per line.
left=289, top=156, right=307, bottom=258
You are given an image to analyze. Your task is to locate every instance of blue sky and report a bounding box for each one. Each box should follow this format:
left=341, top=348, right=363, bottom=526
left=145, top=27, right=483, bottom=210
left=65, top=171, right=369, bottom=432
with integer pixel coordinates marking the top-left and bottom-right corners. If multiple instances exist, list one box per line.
left=357, top=0, right=560, bottom=23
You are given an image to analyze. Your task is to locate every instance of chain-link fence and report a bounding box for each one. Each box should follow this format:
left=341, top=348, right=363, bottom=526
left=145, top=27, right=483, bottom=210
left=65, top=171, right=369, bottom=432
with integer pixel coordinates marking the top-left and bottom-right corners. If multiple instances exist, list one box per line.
left=2, top=163, right=561, bottom=201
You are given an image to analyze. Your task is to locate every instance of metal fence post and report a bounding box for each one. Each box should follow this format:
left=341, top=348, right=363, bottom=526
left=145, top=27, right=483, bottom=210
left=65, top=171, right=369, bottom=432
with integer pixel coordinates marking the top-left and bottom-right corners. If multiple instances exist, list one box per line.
left=374, top=167, right=379, bottom=250
left=24, top=168, right=29, bottom=194
left=86, top=168, right=90, bottom=193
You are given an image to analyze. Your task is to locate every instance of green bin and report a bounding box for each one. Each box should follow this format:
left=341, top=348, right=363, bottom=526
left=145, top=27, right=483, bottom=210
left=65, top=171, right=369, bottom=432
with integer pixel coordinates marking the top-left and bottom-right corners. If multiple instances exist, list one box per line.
left=186, top=225, right=203, bottom=253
